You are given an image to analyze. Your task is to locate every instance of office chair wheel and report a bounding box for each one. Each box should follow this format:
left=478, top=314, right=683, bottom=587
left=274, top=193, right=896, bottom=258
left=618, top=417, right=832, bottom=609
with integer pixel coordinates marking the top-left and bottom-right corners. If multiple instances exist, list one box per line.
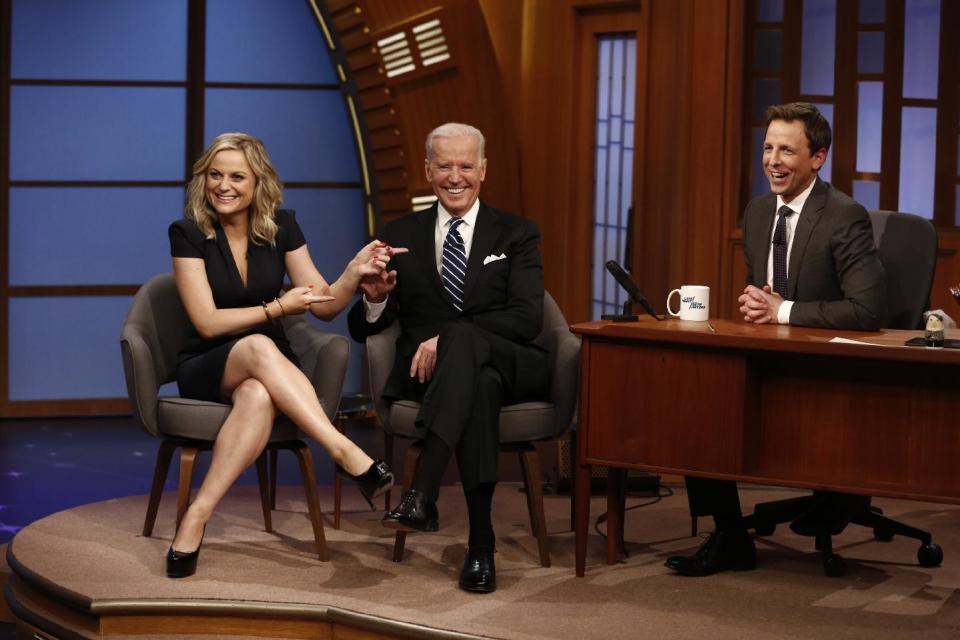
left=754, top=522, right=776, bottom=536
left=918, top=543, right=943, bottom=568
left=823, top=553, right=846, bottom=577
left=872, top=526, right=894, bottom=542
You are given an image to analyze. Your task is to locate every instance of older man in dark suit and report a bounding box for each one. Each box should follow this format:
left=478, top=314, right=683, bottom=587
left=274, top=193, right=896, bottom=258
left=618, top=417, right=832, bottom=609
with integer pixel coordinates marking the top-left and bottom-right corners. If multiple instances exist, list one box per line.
left=348, top=123, right=547, bottom=592
left=666, top=103, right=887, bottom=576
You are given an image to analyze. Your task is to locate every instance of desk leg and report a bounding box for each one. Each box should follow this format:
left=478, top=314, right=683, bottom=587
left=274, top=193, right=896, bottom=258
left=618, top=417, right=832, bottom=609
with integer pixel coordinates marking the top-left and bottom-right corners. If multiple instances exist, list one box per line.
left=575, top=461, right=591, bottom=577
left=607, top=468, right=626, bottom=564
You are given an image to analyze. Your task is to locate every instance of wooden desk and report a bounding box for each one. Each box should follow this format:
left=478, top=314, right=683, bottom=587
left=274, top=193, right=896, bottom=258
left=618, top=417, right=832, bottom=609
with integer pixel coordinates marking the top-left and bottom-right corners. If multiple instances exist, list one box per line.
left=571, top=318, right=960, bottom=576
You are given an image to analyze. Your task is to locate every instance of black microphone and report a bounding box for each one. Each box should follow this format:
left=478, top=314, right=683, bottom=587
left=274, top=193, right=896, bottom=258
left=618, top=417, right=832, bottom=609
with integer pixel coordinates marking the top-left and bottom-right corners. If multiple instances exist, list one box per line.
left=604, top=260, right=662, bottom=321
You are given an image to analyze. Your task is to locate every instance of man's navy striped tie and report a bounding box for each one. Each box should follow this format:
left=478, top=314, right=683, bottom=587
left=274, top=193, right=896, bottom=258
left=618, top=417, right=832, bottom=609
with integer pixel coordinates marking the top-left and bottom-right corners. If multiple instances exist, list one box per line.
left=442, top=218, right=467, bottom=311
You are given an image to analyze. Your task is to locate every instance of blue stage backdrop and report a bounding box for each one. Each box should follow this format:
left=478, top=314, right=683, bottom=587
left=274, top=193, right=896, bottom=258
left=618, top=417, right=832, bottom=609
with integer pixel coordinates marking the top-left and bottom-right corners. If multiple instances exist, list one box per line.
left=7, top=0, right=366, bottom=403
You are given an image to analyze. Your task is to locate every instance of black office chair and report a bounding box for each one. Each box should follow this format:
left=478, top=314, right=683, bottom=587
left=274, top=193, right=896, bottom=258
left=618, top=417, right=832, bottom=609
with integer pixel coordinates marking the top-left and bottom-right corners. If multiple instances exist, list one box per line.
left=743, top=210, right=942, bottom=576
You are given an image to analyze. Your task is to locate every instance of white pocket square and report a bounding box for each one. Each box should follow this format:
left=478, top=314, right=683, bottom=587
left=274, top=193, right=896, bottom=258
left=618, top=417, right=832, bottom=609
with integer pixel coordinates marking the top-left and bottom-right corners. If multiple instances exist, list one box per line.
left=483, top=253, right=507, bottom=265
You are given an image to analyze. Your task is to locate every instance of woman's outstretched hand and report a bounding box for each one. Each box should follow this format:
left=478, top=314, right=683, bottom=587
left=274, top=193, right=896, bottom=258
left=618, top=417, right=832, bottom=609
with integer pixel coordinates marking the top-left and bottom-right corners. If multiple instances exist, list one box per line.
left=352, top=240, right=409, bottom=277
left=277, top=285, right=335, bottom=315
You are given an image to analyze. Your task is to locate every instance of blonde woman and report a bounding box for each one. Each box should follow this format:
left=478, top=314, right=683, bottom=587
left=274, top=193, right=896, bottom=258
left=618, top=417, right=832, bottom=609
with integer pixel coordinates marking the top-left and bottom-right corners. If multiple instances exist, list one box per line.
left=166, top=132, right=398, bottom=577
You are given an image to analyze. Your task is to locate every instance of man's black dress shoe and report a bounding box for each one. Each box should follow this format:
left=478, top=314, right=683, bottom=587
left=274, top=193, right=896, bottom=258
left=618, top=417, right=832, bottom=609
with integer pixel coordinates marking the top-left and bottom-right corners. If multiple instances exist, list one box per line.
left=382, top=489, right=439, bottom=532
left=665, top=530, right=756, bottom=577
left=459, top=546, right=496, bottom=593
left=337, top=459, right=394, bottom=510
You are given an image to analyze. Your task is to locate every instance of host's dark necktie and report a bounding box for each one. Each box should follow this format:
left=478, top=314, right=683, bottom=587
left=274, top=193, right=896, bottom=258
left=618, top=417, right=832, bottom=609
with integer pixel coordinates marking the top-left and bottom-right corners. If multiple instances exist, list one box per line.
left=772, top=205, right=793, bottom=298
left=442, top=218, right=467, bottom=311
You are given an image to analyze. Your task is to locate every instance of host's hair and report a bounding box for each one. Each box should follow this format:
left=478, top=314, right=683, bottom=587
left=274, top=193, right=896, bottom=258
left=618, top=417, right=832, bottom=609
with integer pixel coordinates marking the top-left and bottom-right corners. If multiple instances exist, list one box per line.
left=425, top=122, right=486, bottom=161
left=765, top=102, right=832, bottom=155
left=185, top=132, right=283, bottom=245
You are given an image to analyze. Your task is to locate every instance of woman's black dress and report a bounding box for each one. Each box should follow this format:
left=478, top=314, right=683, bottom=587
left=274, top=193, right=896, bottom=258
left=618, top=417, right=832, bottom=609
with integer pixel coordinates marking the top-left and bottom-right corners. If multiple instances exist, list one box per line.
left=168, top=209, right=306, bottom=402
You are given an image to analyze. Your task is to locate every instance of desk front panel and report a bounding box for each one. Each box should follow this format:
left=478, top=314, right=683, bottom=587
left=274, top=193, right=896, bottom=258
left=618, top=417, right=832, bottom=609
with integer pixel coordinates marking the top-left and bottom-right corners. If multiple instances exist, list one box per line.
left=578, top=330, right=960, bottom=504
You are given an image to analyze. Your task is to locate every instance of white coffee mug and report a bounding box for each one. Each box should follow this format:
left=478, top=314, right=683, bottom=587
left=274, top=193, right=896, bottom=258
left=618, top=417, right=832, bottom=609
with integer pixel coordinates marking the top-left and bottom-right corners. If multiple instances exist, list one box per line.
left=667, top=285, right=710, bottom=321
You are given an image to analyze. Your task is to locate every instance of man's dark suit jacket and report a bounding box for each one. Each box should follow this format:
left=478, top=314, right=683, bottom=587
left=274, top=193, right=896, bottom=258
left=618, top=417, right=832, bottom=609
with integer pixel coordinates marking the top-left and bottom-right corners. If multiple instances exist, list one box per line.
left=348, top=201, right=547, bottom=404
left=742, top=178, right=887, bottom=330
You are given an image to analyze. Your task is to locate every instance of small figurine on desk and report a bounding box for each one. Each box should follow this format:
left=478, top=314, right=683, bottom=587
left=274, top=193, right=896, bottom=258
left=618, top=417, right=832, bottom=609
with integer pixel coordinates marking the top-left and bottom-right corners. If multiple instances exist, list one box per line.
left=925, top=312, right=945, bottom=348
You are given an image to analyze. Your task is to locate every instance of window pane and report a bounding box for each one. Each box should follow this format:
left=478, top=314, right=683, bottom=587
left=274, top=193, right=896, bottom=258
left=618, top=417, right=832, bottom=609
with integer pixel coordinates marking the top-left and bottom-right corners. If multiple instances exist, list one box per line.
left=857, top=82, right=884, bottom=173
left=753, top=78, right=782, bottom=121
left=206, top=0, right=336, bottom=84
left=898, top=107, right=937, bottom=219
left=902, top=0, right=941, bottom=100
left=592, top=35, right=636, bottom=318
left=11, top=0, right=187, bottom=81
left=284, top=188, right=366, bottom=393
left=857, top=32, right=885, bottom=73
left=9, top=297, right=133, bottom=400
left=10, top=86, right=185, bottom=180
left=757, top=0, right=784, bottom=22
left=204, top=88, right=358, bottom=182
left=812, top=103, right=834, bottom=182
left=853, top=180, right=881, bottom=210
left=9, top=188, right=180, bottom=286
left=859, top=0, right=886, bottom=23
left=800, top=0, right=836, bottom=96
left=754, top=30, right=783, bottom=72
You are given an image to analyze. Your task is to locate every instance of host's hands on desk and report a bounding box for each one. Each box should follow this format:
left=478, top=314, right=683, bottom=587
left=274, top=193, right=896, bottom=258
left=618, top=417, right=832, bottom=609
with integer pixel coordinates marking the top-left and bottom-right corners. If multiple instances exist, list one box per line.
left=739, top=284, right=783, bottom=324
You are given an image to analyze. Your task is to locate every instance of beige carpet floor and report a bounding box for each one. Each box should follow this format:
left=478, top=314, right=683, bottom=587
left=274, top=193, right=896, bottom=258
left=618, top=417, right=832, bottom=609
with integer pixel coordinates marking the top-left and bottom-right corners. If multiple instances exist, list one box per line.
left=7, top=483, right=960, bottom=640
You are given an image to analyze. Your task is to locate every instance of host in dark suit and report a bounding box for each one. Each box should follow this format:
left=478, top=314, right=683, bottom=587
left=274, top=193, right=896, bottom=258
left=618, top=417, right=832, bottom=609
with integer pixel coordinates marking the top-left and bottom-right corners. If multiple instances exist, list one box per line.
left=348, top=123, right=548, bottom=592
left=666, top=103, right=886, bottom=576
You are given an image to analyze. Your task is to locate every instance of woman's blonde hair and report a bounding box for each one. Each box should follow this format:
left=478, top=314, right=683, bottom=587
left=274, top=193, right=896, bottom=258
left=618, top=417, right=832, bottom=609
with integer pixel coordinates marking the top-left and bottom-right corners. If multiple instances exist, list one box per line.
left=185, top=132, right=283, bottom=245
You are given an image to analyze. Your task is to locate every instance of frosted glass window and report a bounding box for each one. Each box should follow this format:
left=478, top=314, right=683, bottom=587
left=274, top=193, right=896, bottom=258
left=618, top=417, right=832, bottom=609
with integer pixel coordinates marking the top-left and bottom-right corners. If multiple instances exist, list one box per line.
left=898, top=107, right=937, bottom=219
left=856, top=82, right=884, bottom=173
left=812, top=103, right=834, bottom=182
left=11, top=0, right=187, bottom=81
left=857, top=32, right=885, bottom=74
left=754, top=30, right=783, bottom=72
left=592, top=36, right=637, bottom=319
left=9, top=86, right=185, bottom=181
left=800, top=0, right=837, bottom=96
left=206, top=0, right=335, bottom=84
left=859, top=0, right=886, bottom=23
left=205, top=89, right=358, bottom=183
left=8, top=188, right=181, bottom=286
left=283, top=188, right=365, bottom=393
left=902, top=0, right=941, bottom=100
left=752, top=127, right=769, bottom=198
left=753, top=79, right=782, bottom=121
left=8, top=296, right=133, bottom=400
left=853, top=180, right=881, bottom=210
left=758, top=0, right=784, bottom=22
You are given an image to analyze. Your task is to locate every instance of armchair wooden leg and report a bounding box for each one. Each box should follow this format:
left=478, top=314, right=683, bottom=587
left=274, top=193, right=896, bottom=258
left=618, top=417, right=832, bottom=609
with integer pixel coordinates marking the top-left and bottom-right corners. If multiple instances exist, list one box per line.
left=143, top=440, right=176, bottom=537
left=393, top=442, right=423, bottom=563
left=333, top=418, right=344, bottom=529
left=175, top=447, right=200, bottom=532
left=518, top=445, right=551, bottom=568
left=269, top=448, right=278, bottom=510
left=292, top=442, right=329, bottom=561
left=255, top=452, right=273, bottom=533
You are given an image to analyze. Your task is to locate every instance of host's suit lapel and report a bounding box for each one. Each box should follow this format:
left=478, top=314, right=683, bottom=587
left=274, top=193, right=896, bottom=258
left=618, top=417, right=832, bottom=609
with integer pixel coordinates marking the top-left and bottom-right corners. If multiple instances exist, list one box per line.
left=786, top=178, right=827, bottom=299
left=462, top=203, right=500, bottom=304
left=416, top=205, right=445, bottom=298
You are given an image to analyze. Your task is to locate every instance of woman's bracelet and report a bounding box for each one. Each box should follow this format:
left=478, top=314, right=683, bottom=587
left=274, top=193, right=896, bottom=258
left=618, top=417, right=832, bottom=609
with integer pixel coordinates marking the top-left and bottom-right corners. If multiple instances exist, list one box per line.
left=261, top=301, right=274, bottom=324
left=275, top=297, right=286, bottom=316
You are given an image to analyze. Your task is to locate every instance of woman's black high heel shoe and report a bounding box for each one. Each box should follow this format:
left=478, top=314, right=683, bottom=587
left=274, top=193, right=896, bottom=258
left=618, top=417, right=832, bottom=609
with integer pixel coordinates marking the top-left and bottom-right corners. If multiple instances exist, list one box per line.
left=337, top=459, right=394, bottom=510
left=166, top=527, right=205, bottom=578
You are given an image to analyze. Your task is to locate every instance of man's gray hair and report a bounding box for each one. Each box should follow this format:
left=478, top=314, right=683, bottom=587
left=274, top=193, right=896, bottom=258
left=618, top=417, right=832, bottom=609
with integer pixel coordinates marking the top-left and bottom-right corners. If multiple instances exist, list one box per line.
left=425, top=122, right=485, bottom=161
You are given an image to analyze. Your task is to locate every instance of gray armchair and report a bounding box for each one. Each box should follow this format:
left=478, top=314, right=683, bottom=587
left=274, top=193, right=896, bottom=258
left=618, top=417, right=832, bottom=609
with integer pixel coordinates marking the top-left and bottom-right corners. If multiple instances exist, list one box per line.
left=355, top=291, right=580, bottom=566
left=120, top=273, right=349, bottom=560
